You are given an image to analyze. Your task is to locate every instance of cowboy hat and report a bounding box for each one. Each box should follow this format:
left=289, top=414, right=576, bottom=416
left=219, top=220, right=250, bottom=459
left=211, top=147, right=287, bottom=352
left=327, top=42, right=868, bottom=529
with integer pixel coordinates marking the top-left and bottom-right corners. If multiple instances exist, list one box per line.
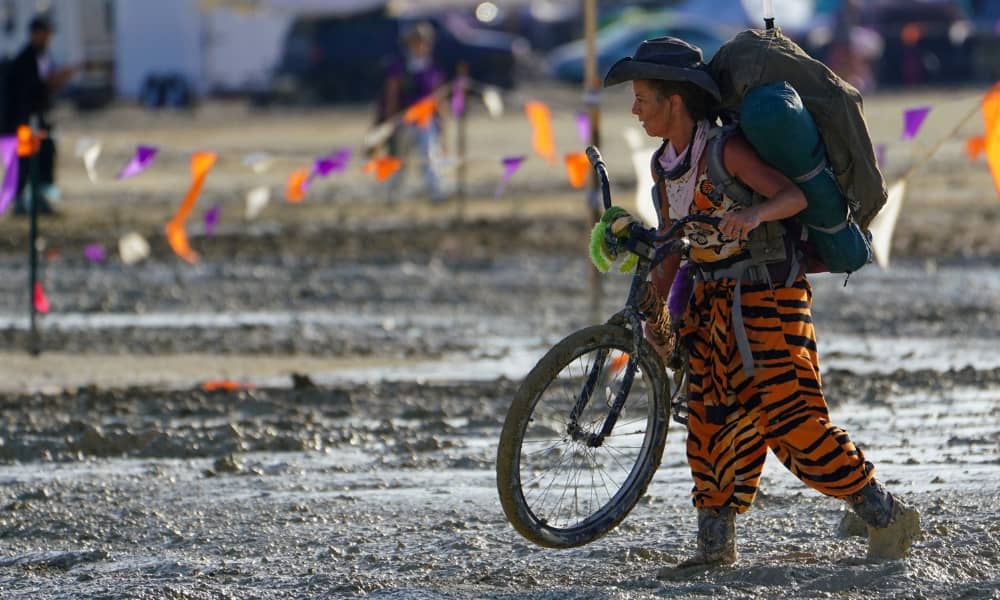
left=603, top=36, right=721, bottom=101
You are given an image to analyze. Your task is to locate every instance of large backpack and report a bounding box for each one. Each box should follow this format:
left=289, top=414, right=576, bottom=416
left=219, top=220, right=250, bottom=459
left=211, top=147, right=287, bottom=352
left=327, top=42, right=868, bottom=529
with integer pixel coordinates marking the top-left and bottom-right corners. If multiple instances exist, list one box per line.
left=708, top=28, right=887, bottom=230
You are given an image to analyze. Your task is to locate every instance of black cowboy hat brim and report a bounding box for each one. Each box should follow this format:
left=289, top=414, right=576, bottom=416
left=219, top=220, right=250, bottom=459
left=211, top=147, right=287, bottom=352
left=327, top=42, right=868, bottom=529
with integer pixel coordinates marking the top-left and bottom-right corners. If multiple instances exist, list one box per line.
left=603, top=57, right=721, bottom=101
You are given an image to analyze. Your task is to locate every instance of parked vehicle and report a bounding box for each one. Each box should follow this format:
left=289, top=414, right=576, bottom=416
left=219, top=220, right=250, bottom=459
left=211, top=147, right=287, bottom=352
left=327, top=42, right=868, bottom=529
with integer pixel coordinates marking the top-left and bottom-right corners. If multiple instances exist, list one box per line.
left=968, top=0, right=1000, bottom=82
left=545, top=9, right=736, bottom=84
left=266, top=7, right=529, bottom=104
left=857, top=0, right=974, bottom=86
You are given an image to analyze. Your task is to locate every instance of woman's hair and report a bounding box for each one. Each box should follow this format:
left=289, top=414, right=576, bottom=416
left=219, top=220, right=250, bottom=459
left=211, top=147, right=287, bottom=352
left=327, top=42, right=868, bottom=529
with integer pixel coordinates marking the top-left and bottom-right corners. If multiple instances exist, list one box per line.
left=645, top=79, right=715, bottom=122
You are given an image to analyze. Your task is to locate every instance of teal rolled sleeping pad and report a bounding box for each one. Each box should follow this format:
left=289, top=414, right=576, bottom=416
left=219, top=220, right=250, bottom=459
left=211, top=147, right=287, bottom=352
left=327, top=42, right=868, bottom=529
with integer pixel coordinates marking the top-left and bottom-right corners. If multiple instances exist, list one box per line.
left=739, top=81, right=871, bottom=273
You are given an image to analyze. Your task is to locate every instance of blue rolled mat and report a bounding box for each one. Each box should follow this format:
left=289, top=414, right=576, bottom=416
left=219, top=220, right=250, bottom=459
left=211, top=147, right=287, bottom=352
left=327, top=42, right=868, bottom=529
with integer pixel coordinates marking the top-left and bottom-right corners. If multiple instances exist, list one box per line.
left=739, top=81, right=870, bottom=273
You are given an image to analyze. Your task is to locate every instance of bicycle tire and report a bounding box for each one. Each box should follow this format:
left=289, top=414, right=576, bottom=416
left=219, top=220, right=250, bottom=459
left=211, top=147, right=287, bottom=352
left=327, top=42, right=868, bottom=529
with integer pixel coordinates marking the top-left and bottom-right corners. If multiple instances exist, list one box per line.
left=496, top=323, right=671, bottom=548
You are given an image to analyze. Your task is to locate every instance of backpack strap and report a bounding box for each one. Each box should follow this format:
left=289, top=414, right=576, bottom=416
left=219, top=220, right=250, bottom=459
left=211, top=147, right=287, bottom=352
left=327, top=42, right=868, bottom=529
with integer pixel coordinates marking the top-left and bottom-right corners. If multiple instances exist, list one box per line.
left=705, top=124, right=754, bottom=207
left=649, top=140, right=669, bottom=230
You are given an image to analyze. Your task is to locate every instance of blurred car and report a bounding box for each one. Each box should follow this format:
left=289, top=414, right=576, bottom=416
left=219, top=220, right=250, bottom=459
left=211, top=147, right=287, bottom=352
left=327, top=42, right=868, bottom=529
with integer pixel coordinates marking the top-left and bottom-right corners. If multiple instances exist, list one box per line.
left=455, top=0, right=677, bottom=53
left=968, top=0, right=1000, bottom=82
left=545, top=10, right=737, bottom=84
left=856, top=0, right=974, bottom=86
left=266, top=7, right=529, bottom=105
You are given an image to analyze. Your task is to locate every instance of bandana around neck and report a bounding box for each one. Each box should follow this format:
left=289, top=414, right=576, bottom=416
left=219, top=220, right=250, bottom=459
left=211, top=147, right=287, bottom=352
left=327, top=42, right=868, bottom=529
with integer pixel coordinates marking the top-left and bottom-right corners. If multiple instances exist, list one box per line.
left=659, top=119, right=709, bottom=220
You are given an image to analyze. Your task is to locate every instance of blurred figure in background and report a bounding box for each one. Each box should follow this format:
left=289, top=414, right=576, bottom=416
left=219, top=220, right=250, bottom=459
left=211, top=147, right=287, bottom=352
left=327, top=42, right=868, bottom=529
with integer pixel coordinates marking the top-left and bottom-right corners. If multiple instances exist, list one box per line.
left=378, top=21, right=449, bottom=203
left=825, top=0, right=881, bottom=92
left=2, top=15, right=77, bottom=215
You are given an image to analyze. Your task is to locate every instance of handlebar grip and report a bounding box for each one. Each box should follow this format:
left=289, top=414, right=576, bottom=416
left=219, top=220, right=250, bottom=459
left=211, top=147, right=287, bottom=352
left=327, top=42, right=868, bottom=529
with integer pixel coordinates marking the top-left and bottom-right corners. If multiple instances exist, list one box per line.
left=585, top=146, right=605, bottom=169
left=586, top=145, right=613, bottom=210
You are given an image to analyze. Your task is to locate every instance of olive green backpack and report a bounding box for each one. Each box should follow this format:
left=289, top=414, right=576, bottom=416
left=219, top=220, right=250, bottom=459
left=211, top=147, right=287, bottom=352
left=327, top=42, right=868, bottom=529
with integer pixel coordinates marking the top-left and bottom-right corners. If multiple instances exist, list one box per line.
left=708, top=28, right=887, bottom=230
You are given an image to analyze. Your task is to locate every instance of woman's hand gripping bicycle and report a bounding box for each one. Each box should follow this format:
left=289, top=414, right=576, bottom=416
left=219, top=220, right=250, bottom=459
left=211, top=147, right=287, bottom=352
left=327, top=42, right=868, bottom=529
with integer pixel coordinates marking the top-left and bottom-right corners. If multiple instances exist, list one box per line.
left=495, top=147, right=719, bottom=548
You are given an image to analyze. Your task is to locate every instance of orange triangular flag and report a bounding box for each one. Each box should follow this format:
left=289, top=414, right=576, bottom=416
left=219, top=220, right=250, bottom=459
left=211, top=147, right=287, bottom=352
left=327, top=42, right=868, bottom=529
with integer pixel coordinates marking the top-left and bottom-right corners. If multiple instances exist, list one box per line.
left=364, top=157, right=402, bottom=182
left=403, top=96, right=437, bottom=129
left=524, top=100, right=556, bottom=163
left=165, top=151, right=216, bottom=263
left=165, top=222, right=198, bottom=264
left=33, top=282, right=50, bottom=314
left=16, top=125, right=40, bottom=157
left=983, top=82, right=1000, bottom=196
left=966, top=136, right=986, bottom=161
left=564, top=152, right=590, bottom=188
left=286, top=168, right=308, bottom=203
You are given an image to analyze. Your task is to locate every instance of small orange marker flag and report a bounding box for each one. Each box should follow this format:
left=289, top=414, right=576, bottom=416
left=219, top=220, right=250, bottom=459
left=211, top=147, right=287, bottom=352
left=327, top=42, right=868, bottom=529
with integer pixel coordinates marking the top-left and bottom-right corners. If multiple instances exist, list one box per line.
left=33, top=282, right=50, bottom=314
left=16, top=125, right=40, bottom=157
left=524, top=100, right=556, bottom=163
left=364, top=157, right=402, bottom=182
left=403, top=96, right=437, bottom=129
left=201, top=380, right=255, bottom=392
left=165, top=151, right=217, bottom=264
left=609, top=351, right=629, bottom=374
left=966, top=136, right=986, bottom=161
left=564, top=152, right=590, bottom=188
left=286, top=168, right=308, bottom=203
left=983, top=82, right=1000, bottom=196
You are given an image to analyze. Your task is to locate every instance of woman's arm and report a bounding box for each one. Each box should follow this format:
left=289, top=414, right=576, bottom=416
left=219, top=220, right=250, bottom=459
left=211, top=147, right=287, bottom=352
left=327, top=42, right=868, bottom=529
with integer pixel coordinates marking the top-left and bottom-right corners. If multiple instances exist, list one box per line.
left=718, top=134, right=807, bottom=240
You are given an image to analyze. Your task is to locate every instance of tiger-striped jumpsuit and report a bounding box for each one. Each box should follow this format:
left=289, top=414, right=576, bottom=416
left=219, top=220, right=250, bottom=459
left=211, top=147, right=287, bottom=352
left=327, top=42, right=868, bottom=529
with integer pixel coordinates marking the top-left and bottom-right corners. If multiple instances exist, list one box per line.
left=676, top=171, right=874, bottom=512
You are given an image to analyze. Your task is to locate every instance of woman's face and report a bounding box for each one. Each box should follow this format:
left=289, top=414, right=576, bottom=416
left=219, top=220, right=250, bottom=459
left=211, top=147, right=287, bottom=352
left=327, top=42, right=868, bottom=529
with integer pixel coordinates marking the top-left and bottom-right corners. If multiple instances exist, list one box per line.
left=631, top=80, right=671, bottom=138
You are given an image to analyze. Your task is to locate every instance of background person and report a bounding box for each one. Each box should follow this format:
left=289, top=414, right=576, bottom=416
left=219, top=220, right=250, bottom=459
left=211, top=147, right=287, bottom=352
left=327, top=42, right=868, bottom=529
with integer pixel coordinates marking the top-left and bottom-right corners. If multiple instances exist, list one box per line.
left=2, top=15, right=77, bottom=216
left=378, top=21, right=449, bottom=203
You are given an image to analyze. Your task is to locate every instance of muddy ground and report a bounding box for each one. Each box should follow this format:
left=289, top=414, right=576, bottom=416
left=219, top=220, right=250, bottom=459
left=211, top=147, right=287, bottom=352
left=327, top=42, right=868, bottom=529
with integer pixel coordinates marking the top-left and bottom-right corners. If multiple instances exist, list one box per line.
left=0, top=87, right=998, bottom=598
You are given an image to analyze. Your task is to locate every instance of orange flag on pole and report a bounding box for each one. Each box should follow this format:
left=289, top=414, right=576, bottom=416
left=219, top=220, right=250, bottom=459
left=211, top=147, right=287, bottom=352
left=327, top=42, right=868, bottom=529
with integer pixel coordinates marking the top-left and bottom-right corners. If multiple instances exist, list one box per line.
left=403, top=96, right=437, bottom=129
left=286, top=168, right=308, bottom=203
left=165, top=151, right=216, bottom=264
left=524, top=100, right=556, bottom=163
left=983, top=82, right=1000, bottom=196
left=364, top=157, right=402, bottom=182
left=564, top=152, right=590, bottom=188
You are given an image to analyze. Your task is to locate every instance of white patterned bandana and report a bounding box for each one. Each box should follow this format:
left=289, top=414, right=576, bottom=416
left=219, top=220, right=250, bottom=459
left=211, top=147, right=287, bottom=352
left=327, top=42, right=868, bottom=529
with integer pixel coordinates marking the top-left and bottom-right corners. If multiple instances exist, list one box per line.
left=659, top=119, right=710, bottom=220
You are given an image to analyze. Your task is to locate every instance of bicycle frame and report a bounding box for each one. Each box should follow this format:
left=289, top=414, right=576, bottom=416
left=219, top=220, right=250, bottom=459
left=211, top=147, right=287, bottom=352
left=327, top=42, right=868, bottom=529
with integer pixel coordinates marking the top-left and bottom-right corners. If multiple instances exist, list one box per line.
left=567, top=147, right=718, bottom=447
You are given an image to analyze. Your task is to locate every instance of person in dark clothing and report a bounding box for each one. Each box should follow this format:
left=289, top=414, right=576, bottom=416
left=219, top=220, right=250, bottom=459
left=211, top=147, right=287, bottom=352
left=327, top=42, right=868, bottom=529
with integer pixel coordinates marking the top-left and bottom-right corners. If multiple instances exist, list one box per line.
left=378, top=22, right=449, bottom=202
left=3, top=15, right=76, bottom=215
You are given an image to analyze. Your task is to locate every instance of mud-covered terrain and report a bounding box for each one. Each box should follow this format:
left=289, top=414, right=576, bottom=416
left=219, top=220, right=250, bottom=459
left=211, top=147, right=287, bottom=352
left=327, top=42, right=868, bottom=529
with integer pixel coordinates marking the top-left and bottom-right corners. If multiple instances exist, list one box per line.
left=0, top=89, right=998, bottom=598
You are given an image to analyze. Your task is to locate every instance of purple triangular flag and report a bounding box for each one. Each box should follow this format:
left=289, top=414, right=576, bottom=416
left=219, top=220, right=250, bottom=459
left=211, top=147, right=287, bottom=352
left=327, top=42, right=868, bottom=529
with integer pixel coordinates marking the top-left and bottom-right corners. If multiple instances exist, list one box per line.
left=313, top=147, right=351, bottom=177
left=451, top=76, right=467, bottom=117
left=575, top=111, right=590, bottom=144
left=117, top=145, right=158, bottom=179
left=495, top=155, right=526, bottom=198
left=84, top=243, right=107, bottom=263
left=0, top=136, right=18, bottom=214
left=203, top=204, right=221, bottom=236
left=902, top=106, right=931, bottom=140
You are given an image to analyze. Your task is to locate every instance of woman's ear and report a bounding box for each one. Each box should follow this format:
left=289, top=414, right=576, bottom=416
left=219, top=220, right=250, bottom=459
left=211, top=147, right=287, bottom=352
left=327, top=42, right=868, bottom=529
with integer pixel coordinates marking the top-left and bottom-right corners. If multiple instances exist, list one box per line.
left=668, top=94, right=683, bottom=116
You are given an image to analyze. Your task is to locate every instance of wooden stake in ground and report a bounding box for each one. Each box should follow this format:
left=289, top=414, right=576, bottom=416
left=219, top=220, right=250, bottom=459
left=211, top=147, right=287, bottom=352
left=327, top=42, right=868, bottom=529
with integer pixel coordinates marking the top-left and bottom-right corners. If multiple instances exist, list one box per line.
left=584, top=0, right=602, bottom=322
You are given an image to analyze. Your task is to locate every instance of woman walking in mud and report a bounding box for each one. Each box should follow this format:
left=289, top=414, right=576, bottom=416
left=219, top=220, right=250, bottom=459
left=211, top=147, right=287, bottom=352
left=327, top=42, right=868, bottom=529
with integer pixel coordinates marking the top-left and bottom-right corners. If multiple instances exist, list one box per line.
left=601, top=37, right=920, bottom=567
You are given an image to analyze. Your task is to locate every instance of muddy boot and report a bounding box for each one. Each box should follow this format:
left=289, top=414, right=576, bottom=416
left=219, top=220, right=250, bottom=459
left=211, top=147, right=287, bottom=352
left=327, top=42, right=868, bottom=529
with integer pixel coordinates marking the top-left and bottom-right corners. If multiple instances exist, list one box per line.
left=677, top=507, right=738, bottom=567
left=836, top=510, right=868, bottom=538
left=847, top=479, right=921, bottom=560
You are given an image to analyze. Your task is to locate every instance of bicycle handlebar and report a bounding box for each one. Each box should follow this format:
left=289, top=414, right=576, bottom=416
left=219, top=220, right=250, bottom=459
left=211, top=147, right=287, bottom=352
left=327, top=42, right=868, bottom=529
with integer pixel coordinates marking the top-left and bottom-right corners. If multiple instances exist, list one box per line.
left=585, top=144, right=721, bottom=244
left=585, top=145, right=613, bottom=210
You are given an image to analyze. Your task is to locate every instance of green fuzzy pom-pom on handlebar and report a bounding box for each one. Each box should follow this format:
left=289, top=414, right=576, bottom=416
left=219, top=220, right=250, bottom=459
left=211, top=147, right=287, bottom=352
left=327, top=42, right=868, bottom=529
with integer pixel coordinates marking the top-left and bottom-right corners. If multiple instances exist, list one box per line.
left=589, top=206, right=640, bottom=273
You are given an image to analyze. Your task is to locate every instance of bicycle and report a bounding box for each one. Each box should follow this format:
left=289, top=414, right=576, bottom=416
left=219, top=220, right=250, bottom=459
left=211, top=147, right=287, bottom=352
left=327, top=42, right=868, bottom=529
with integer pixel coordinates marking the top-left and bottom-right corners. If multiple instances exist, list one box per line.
left=495, top=146, right=720, bottom=549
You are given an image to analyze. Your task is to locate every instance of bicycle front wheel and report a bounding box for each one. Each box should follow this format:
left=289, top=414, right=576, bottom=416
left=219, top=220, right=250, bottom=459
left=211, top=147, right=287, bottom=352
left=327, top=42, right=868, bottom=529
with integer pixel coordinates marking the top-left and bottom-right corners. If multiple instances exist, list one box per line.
left=496, top=323, right=670, bottom=548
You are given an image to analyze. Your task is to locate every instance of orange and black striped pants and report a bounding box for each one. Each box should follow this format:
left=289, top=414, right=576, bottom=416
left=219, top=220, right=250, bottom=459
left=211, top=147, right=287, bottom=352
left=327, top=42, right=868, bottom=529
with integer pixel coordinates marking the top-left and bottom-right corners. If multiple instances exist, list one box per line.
left=679, top=275, right=873, bottom=512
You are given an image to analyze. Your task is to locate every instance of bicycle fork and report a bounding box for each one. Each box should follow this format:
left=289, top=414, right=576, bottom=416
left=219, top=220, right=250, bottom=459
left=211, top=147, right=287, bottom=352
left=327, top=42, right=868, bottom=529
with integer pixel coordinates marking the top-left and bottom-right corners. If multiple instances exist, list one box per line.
left=566, top=264, right=652, bottom=448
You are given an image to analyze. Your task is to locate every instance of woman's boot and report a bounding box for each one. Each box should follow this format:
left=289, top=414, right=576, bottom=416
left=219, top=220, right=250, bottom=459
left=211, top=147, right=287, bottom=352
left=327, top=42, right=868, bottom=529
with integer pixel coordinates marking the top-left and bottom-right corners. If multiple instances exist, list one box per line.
left=677, top=506, right=738, bottom=567
left=847, top=479, right=921, bottom=559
